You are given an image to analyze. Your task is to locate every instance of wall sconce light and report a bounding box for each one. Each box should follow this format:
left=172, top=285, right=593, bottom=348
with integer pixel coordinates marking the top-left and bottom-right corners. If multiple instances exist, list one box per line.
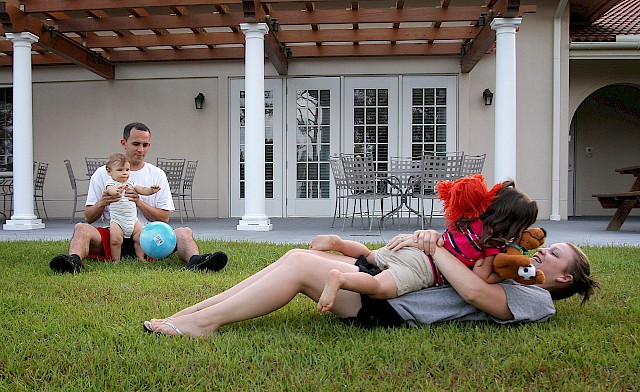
left=285, top=47, right=292, bottom=60
left=483, top=88, right=494, bottom=106
left=194, top=93, right=205, bottom=110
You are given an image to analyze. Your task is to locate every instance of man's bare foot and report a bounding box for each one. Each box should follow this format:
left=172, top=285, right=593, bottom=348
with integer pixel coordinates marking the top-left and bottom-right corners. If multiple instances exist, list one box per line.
left=309, top=234, right=342, bottom=251
left=317, top=269, right=343, bottom=313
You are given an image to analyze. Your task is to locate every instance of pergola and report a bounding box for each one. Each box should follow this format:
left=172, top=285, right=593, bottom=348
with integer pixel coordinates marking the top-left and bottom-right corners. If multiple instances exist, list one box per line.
left=0, top=0, right=542, bottom=79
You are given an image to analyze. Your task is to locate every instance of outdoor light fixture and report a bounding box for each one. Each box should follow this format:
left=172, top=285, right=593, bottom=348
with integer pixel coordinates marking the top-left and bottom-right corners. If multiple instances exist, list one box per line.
left=194, top=93, right=205, bottom=110
left=478, top=12, right=487, bottom=26
left=483, top=88, right=494, bottom=106
left=46, top=25, right=59, bottom=39
left=285, top=47, right=292, bottom=60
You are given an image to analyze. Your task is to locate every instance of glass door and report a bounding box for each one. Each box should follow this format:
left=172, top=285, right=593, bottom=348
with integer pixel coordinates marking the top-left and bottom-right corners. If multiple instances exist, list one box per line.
left=285, top=78, right=341, bottom=216
left=343, top=77, right=400, bottom=174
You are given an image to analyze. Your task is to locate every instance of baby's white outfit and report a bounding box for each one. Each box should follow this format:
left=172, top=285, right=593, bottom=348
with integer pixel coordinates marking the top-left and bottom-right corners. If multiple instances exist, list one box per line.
left=106, top=179, right=138, bottom=238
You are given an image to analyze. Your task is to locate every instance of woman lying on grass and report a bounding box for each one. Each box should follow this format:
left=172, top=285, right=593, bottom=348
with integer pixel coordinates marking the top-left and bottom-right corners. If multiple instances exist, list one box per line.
left=144, top=230, right=599, bottom=337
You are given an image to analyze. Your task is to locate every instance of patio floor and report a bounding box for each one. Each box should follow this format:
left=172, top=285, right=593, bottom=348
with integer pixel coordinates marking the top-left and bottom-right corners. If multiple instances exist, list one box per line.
left=2, top=216, right=640, bottom=247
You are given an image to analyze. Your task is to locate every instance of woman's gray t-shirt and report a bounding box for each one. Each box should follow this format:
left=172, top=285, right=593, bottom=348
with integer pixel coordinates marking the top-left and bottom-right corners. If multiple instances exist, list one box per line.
left=388, top=280, right=556, bottom=326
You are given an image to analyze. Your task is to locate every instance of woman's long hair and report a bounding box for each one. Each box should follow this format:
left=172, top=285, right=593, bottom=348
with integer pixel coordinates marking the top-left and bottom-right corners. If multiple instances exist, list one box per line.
left=548, top=243, right=600, bottom=304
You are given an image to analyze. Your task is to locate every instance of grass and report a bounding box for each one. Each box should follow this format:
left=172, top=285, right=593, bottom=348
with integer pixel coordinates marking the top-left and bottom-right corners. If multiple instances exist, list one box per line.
left=0, top=240, right=639, bottom=391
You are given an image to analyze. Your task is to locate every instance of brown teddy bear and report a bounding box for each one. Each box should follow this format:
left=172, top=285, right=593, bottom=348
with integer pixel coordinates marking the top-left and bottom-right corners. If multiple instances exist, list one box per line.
left=493, top=227, right=546, bottom=285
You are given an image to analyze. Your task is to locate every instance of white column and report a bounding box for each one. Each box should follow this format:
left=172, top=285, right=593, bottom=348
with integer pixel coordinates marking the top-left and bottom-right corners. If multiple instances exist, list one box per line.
left=491, top=18, right=522, bottom=184
left=4, top=32, right=44, bottom=230
left=237, top=23, right=272, bottom=231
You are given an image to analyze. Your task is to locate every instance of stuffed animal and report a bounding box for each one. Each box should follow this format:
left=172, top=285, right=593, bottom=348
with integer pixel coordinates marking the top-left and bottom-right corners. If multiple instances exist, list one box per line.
left=493, top=227, right=546, bottom=285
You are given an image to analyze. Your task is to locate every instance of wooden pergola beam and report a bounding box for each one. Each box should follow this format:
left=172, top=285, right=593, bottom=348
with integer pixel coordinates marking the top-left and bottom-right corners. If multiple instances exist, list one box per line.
left=278, top=26, right=477, bottom=43
left=55, top=12, right=243, bottom=33
left=78, top=26, right=477, bottom=49
left=289, top=42, right=462, bottom=58
left=20, top=0, right=240, bottom=13
left=243, top=0, right=288, bottom=75
left=83, top=31, right=244, bottom=48
left=0, top=2, right=115, bottom=79
left=52, top=6, right=487, bottom=33
left=460, top=0, right=535, bottom=73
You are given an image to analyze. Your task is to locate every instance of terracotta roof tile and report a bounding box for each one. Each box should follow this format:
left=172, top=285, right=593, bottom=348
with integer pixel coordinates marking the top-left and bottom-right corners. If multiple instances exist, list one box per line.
left=571, top=0, right=640, bottom=42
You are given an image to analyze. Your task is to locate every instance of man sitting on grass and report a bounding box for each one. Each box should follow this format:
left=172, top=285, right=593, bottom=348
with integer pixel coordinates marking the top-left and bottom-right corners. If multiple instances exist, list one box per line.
left=50, top=122, right=227, bottom=274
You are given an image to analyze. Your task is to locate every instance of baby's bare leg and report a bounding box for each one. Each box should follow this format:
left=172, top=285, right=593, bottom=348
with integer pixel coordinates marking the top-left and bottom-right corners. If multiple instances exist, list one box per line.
left=317, top=269, right=398, bottom=312
left=109, top=223, right=124, bottom=262
left=131, top=222, right=145, bottom=261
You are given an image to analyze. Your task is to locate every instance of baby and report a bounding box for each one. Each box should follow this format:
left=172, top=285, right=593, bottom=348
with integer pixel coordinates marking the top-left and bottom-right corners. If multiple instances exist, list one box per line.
left=104, top=152, right=160, bottom=261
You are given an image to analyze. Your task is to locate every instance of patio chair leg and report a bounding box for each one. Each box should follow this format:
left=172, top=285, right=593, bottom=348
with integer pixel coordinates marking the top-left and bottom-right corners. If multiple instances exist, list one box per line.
left=188, top=195, right=197, bottom=222
left=368, top=200, right=376, bottom=232
left=182, top=195, right=189, bottom=222
left=70, top=194, right=77, bottom=224
left=175, top=196, right=184, bottom=223
left=331, top=198, right=339, bottom=228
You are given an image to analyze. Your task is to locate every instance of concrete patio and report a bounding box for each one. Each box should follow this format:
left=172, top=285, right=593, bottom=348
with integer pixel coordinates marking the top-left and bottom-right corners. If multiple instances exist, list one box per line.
left=2, top=216, right=640, bottom=247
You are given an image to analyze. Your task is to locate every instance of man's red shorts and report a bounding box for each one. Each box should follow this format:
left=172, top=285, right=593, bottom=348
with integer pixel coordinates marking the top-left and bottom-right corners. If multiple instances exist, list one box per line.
left=87, top=227, right=138, bottom=261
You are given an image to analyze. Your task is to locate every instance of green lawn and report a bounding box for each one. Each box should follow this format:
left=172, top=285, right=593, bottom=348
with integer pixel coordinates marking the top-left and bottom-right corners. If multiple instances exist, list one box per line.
left=0, top=240, right=638, bottom=391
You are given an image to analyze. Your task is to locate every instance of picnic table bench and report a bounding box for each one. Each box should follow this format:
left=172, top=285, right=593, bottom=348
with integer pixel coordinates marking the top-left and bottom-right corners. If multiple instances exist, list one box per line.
left=593, top=165, right=640, bottom=231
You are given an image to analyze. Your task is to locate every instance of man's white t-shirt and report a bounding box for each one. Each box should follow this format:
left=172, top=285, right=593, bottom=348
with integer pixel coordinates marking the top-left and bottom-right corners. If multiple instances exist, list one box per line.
left=86, top=162, right=173, bottom=227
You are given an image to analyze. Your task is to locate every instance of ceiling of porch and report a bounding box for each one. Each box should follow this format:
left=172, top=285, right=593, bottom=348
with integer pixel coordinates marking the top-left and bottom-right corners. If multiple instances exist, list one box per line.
left=0, top=1, right=623, bottom=80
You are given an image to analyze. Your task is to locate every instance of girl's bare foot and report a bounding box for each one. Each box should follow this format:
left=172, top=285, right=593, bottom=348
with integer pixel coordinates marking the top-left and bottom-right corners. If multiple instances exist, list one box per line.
left=148, top=316, right=214, bottom=338
left=317, top=269, right=342, bottom=313
left=309, top=234, right=342, bottom=251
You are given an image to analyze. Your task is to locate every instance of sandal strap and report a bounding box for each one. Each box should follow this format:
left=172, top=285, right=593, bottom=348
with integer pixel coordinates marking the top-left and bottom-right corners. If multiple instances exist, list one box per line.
left=162, top=319, right=184, bottom=336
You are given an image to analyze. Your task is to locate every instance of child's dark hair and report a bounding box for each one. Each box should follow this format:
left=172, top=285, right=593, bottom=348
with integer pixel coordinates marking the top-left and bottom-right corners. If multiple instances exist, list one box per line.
left=465, top=179, right=538, bottom=247
left=106, top=153, right=128, bottom=170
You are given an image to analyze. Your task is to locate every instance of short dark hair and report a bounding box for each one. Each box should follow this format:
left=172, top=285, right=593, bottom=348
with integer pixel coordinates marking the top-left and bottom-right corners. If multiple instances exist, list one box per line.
left=106, top=152, right=128, bottom=170
left=123, top=122, right=150, bottom=140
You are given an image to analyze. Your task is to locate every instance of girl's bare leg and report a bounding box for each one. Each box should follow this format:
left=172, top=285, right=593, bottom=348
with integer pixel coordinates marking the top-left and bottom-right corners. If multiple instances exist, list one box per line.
left=149, top=250, right=364, bottom=337
left=167, top=249, right=358, bottom=319
left=310, top=235, right=375, bottom=263
left=318, top=269, right=397, bottom=312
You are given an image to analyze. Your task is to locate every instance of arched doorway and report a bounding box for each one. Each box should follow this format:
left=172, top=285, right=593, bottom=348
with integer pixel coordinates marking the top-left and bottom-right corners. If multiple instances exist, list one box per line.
left=569, top=84, right=640, bottom=216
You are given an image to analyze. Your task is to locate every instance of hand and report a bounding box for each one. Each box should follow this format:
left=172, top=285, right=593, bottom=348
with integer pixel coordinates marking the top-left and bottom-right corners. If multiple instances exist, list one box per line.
left=100, top=190, right=121, bottom=206
left=411, top=230, right=443, bottom=256
left=386, top=234, right=419, bottom=251
left=123, top=186, right=140, bottom=204
left=150, top=185, right=161, bottom=194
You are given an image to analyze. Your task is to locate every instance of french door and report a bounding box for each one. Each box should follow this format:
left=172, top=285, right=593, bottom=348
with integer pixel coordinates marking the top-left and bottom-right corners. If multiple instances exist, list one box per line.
left=230, top=75, right=457, bottom=217
left=285, top=78, right=341, bottom=216
left=343, top=77, right=400, bottom=174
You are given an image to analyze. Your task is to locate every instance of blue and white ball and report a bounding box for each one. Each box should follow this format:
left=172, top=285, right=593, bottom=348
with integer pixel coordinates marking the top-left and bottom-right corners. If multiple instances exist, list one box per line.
left=140, top=222, right=177, bottom=259
left=518, top=265, right=537, bottom=280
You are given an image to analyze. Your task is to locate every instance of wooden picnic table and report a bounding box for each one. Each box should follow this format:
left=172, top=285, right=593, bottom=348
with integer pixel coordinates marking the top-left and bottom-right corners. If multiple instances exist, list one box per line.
left=593, top=165, right=640, bottom=231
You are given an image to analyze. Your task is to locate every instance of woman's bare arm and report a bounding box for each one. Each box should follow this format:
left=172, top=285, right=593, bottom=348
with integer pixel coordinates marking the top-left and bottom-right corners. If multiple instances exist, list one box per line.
left=431, top=245, right=514, bottom=320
